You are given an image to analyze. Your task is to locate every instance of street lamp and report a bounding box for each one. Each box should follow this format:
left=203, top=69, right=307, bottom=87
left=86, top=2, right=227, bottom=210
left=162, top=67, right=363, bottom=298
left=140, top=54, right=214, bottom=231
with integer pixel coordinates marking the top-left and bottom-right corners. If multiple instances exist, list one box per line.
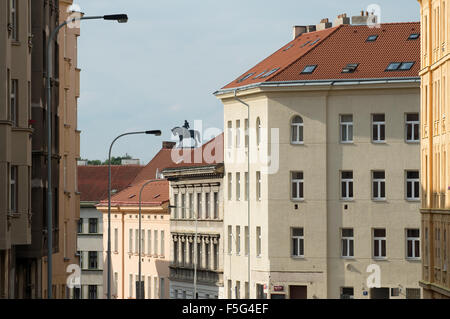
left=107, top=130, right=161, bottom=299
left=45, top=12, right=128, bottom=299
left=137, top=179, right=160, bottom=299
left=234, top=89, right=251, bottom=298
left=168, top=204, right=198, bottom=299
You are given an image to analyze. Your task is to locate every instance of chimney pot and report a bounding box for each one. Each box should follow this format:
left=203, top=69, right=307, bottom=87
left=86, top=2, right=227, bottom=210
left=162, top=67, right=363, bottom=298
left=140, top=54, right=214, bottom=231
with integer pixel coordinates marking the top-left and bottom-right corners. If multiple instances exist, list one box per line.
left=162, top=141, right=176, bottom=149
left=334, top=13, right=350, bottom=27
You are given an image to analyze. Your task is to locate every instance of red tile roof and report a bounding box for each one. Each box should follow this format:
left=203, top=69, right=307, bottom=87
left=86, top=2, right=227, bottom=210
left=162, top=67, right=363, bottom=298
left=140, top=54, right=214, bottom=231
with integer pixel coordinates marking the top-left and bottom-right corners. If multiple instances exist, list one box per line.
left=221, top=22, right=420, bottom=90
left=97, top=179, right=169, bottom=207
left=77, top=165, right=143, bottom=202
left=132, top=133, right=223, bottom=184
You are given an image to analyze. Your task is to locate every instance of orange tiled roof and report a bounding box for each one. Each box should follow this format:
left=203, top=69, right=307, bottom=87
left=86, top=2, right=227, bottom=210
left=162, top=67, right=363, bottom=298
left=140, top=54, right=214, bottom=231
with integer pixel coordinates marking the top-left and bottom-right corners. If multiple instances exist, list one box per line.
left=98, top=179, right=169, bottom=207
left=221, top=22, right=420, bottom=91
left=77, top=165, right=144, bottom=202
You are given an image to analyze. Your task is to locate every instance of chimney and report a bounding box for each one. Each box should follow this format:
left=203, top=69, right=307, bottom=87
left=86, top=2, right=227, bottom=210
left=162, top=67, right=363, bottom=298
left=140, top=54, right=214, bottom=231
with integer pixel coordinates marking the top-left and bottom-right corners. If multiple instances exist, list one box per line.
left=306, top=25, right=316, bottom=32
left=162, top=141, right=176, bottom=149
left=352, top=10, right=370, bottom=25
left=316, top=18, right=332, bottom=31
left=292, top=26, right=307, bottom=39
left=334, top=13, right=350, bottom=26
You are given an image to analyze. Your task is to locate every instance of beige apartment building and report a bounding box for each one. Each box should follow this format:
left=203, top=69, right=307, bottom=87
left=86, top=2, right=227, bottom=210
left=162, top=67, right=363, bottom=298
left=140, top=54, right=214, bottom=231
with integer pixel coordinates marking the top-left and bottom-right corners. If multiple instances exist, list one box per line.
left=40, top=0, right=81, bottom=299
left=163, top=134, right=224, bottom=299
left=418, top=0, right=450, bottom=298
left=215, top=16, right=422, bottom=299
left=0, top=0, right=33, bottom=298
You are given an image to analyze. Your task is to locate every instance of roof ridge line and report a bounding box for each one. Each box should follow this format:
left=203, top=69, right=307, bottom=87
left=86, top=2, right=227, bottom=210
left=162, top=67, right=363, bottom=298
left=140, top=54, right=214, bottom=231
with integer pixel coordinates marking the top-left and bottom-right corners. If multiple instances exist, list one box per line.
left=265, top=25, right=343, bottom=82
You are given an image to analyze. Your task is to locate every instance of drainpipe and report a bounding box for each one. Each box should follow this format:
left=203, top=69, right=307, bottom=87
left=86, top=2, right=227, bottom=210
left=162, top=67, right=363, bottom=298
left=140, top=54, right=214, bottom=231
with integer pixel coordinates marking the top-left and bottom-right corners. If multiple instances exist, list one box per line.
left=234, top=89, right=251, bottom=298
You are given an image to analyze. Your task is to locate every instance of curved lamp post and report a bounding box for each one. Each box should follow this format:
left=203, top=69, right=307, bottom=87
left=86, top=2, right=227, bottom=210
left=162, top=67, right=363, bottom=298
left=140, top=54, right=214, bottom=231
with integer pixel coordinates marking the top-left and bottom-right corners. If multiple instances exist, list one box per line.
left=107, top=130, right=161, bottom=299
left=45, top=12, right=128, bottom=299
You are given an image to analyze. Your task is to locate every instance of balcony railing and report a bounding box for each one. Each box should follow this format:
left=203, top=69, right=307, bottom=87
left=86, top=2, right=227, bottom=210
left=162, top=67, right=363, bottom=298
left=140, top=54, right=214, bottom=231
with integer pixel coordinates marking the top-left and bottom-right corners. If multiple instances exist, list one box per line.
left=169, top=265, right=223, bottom=285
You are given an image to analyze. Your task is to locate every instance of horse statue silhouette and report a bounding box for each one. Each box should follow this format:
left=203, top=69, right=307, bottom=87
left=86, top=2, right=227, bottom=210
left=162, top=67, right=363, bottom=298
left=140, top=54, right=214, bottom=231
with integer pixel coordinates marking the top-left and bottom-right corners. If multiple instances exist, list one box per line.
left=171, top=121, right=201, bottom=148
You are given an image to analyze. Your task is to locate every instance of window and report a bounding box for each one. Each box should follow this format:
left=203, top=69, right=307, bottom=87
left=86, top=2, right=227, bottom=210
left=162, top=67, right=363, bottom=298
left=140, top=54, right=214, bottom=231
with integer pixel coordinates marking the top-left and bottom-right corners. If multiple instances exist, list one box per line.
left=406, top=229, right=420, bottom=259
left=245, top=282, right=249, bottom=299
left=147, top=229, right=151, bottom=255
left=292, top=228, right=304, bottom=257
left=181, top=194, right=185, bottom=218
left=173, top=194, right=178, bottom=218
left=340, top=115, right=353, bottom=143
left=341, top=228, right=354, bottom=258
left=236, top=226, right=241, bottom=255
left=373, top=229, right=387, bottom=258
left=385, top=62, right=415, bottom=71
left=160, top=278, right=165, bottom=299
left=366, top=35, right=378, bottom=42
left=205, top=193, right=210, bottom=219
left=189, top=242, right=194, bottom=266
left=245, top=172, right=249, bottom=201
left=114, top=228, right=118, bottom=252
left=148, top=276, right=152, bottom=299
left=385, top=62, right=402, bottom=71
left=88, top=218, right=98, bottom=233
left=160, top=230, right=165, bottom=256
left=406, top=171, right=420, bottom=200
left=291, top=172, right=304, bottom=200
left=261, top=68, right=280, bottom=78
left=236, top=120, right=241, bottom=147
left=372, top=171, right=386, bottom=200
left=228, top=173, right=232, bottom=201
left=173, top=241, right=178, bottom=264
left=77, top=219, right=83, bottom=233
left=197, top=193, right=202, bottom=218
left=406, top=113, right=419, bottom=142
left=236, top=173, right=241, bottom=201
left=141, top=230, right=145, bottom=254
left=129, top=229, right=133, bottom=253
left=406, top=288, right=421, bottom=299
left=129, top=274, right=133, bottom=298
left=301, top=65, right=317, bottom=74
left=245, top=119, right=249, bottom=148
left=228, top=226, right=232, bottom=254
left=256, top=227, right=262, bottom=257
left=88, top=285, right=97, bottom=299
left=154, top=230, right=158, bottom=255
left=88, top=251, right=98, bottom=269
left=408, top=33, right=420, bottom=40
left=181, top=242, right=185, bottom=266
left=245, top=226, right=249, bottom=256
left=227, top=121, right=232, bottom=148
left=228, top=280, right=232, bottom=298
left=236, top=281, right=241, bottom=299
left=256, top=171, right=261, bottom=201
left=372, top=114, right=385, bottom=142
left=197, top=242, right=202, bottom=269
left=291, top=116, right=304, bottom=144
left=340, top=287, right=354, bottom=299
left=237, top=73, right=255, bottom=83
left=213, top=192, right=219, bottom=219
left=341, top=171, right=353, bottom=200
left=11, top=0, right=18, bottom=40
left=10, top=79, right=18, bottom=126
left=135, top=229, right=139, bottom=253
left=213, top=243, right=218, bottom=270
left=342, top=63, right=359, bottom=73
left=205, top=243, right=210, bottom=269
left=188, top=193, right=193, bottom=219
left=10, top=165, right=17, bottom=212
left=399, top=62, right=415, bottom=70
left=256, top=117, right=261, bottom=146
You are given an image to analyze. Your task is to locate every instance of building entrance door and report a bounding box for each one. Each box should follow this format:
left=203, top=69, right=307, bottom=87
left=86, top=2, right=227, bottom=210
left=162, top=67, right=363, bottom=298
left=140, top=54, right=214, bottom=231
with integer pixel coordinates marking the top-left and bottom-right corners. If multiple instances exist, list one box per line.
left=289, top=285, right=307, bottom=299
left=370, top=287, right=390, bottom=299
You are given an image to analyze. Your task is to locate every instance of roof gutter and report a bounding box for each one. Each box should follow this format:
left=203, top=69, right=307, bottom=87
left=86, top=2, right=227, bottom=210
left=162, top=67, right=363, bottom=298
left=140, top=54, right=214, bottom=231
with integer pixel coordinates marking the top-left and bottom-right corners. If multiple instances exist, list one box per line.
left=213, top=77, right=420, bottom=96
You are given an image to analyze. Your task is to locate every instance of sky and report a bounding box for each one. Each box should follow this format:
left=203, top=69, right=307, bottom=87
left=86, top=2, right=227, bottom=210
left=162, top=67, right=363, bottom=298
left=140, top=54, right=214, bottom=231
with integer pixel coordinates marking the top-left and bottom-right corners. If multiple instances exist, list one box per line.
left=75, top=0, right=420, bottom=164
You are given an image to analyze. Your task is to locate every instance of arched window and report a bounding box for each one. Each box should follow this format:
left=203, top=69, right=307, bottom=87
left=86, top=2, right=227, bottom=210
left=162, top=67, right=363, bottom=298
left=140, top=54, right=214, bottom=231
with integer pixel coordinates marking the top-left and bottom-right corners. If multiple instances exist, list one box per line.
left=291, top=116, right=304, bottom=144
left=256, top=117, right=261, bottom=146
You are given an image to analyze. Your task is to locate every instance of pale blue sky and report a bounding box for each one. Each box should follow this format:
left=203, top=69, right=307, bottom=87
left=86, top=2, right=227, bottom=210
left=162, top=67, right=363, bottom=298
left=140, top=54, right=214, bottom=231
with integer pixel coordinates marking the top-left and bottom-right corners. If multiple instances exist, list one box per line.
left=75, top=0, right=420, bottom=164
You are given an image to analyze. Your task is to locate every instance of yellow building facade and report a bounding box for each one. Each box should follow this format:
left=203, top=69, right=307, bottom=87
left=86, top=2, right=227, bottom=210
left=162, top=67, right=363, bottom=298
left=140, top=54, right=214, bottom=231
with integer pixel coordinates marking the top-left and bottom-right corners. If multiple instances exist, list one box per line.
left=418, top=0, right=450, bottom=299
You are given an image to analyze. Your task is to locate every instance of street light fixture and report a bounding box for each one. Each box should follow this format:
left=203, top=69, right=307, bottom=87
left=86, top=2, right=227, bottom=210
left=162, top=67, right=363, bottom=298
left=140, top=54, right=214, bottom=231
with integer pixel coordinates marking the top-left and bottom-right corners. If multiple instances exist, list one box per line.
left=107, top=130, right=161, bottom=299
left=168, top=204, right=198, bottom=299
left=45, top=12, right=128, bottom=299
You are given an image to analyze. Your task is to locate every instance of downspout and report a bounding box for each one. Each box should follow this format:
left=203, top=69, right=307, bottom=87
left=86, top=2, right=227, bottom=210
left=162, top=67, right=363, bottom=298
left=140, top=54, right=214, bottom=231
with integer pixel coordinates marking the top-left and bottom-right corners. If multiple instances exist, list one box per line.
left=121, top=209, right=125, bottom=298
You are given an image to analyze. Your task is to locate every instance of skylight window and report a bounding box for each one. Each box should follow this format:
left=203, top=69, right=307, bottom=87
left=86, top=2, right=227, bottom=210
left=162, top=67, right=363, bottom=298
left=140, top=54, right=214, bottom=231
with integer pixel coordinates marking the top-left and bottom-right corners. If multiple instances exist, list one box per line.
left=342, top=63, right=359, bottom=73
left=237, top=72, right=255, bottom=83
left=253, top=70, right=268, bottom=79
left=301, top=65, right=317, bottom=74
left=385, top=62, right=402, bottom=71
left=300, top=41, right=311, bottom=48
left=399, top=61, right=415, bottom=70
left=366, top=35, right=378, bottom=42
left=310, top=38, right=320, bottom=46
left=284, top=44, right=294, bottom=51
left=261, top=68, right=280, bottom=78
left=408, top=33, right=420, bottom=40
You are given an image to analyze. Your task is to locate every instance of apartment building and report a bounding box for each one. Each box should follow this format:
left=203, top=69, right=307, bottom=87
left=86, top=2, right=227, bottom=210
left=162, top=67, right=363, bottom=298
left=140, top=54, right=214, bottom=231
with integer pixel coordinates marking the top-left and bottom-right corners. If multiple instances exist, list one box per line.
left=215, top=16, right=422, bottom=299
left=418, top=0, right=450, bottom=299
left=0, top=0, right=33, bottom=299
left=163, top=134, right=224, bottom=299
left=77, top=164, right=143, bottom=299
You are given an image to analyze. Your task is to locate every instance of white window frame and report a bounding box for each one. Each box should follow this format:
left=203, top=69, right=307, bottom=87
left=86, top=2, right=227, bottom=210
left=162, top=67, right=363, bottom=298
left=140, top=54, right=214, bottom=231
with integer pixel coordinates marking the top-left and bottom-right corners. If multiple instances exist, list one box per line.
left=256, top=171, right=261, bottom=201
left=372, top=114, right=385, bottom=143
left=341, top=228, right=354, bottom=258
left=236, top=172, right=241, bottom=201
left=405, top=113, right=419, bottom=142
left=236, top=226, right=241, bottom=255
left=197, top=192, right=202, bottom=218
left=11, top=0, right=18, bottom=40
left=228, top=225, right=232, bottom=254
left=10, top=165, right=17, bottom=212
left=340, top=114, right=353, bottom=143
left=406, top=171, right=420, bottom=200
left=10, top=79, right=18, bottom=126
left=205, top=192, right=210, bottom=219
left=256, top=117, right=261, bottom=147
left=236, top=119, right=241, bottom=148
left=341, top=171, right=353, bottom=200
left=256, top=226, right=262, bottom=257
left=291, top=171, right=304, bottom=201
left=181, top=193, right=185, bottom=219
left=373, top=229, right=387, bottom=259
left=372, top=171, right=386, bottom=201
left=173, top=194, right=178, bottom=218
left=228, top=173, right=232, bottom=201
left=291, top=228, right=304, bottom=258
left=147, top=229, right=151, bottom=255
left=227, top=121, right=233, bottom=149
left=160, top=230, right=164, bottom=256
left=154, top=230, right=158, bottom=256
left=129, top=229, right=133, bottom=253
left=291, top=116, right=304, bottom=144
left=406, top=229, right=420, bottom=260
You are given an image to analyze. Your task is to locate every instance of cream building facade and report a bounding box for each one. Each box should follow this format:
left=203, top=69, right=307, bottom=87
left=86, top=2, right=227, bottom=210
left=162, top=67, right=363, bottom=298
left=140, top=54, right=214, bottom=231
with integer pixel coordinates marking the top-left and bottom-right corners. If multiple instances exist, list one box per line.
left=418, top=0, right=450, bottom=298
left=0, top=0, right=33, bottom=298
left=215, top=20, right=422, bottom=299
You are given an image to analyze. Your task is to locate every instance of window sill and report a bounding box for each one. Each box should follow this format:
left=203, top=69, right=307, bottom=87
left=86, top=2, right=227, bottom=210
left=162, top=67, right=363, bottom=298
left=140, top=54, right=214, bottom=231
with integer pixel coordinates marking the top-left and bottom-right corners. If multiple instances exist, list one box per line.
left=341, top=256, right=355, bottom=260
left=405, top=140, right=420, bottom=144
left=340, top=141, right=354, bottom=144
left=291, top=256, right=305, bottom=259
left=291, top=198, right=305, bottom=202
left=340, top=199, right=354, bottom=202
left=290, top=142, right=304, bottom=146
left=406, top=198, right=420, bottom=202
left=372, top=257, right=388, bottom=261
left=11, top=40, right=21, bottom=46
left=372, top=141, right=386, bottom=144
left=372, top=199, right=386, bottom=202
left=406, top=257, right=421, bottom=261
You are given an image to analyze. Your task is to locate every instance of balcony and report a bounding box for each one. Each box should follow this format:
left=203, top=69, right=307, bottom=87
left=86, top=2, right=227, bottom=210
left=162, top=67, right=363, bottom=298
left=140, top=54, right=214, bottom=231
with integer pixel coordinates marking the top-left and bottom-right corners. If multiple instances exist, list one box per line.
left=169, top=265, right=223, bottom=286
